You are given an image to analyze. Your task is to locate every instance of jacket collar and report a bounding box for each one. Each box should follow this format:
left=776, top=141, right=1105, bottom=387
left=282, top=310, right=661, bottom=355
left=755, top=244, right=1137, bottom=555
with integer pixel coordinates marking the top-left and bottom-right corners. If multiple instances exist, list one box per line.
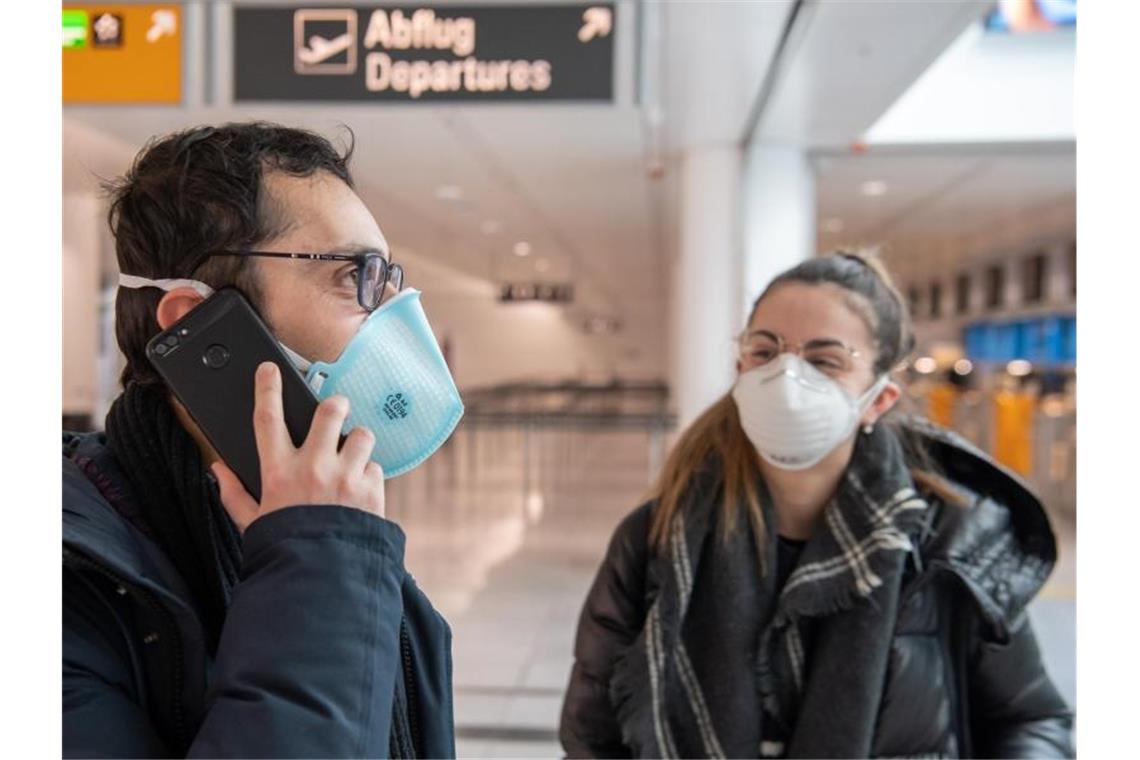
left=905, top=418, right=1058, bottom=641
left=63, top=433, right=202, bottom=626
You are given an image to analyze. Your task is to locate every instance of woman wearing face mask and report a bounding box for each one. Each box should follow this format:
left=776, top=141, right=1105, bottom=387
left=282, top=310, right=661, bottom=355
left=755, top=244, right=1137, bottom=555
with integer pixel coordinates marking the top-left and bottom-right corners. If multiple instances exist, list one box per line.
left=559, top=251, right=1073, bottom=759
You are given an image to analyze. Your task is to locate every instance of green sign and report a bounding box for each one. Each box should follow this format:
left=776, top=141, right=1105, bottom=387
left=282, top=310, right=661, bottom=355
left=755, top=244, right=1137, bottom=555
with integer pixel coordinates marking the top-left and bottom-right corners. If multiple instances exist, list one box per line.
left=63, top=9, right=88, bottom=49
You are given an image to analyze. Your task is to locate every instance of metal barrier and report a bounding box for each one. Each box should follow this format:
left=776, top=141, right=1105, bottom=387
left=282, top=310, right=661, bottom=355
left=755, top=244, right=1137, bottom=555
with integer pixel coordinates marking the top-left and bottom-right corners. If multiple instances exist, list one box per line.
left=452, top=381, right=677, bottom=495
left=414, top=380, right=1075, bottom=523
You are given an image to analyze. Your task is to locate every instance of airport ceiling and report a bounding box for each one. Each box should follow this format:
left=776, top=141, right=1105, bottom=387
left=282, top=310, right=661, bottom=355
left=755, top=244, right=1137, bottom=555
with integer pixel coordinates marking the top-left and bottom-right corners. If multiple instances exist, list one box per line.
left=816, top=143, right=1076, bottom=277
left=64, top=0, right=1071, bottom=344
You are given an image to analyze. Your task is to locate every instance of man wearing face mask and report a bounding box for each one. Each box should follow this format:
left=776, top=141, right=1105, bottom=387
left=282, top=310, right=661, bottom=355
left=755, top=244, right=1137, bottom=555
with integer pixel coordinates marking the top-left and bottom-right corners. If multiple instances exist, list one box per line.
left=63, top=123, right=459, bottom=758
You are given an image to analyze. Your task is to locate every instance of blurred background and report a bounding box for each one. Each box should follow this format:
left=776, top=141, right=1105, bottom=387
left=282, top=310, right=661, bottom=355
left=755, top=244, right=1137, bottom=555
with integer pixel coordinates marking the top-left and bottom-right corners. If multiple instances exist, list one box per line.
left=63, top=1, right=1075, bottom=755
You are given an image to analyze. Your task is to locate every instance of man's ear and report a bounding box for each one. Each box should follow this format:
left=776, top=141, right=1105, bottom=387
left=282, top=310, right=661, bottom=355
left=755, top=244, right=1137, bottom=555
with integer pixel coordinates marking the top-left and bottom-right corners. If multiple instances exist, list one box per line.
left=156, top=287, right=206, bottom=330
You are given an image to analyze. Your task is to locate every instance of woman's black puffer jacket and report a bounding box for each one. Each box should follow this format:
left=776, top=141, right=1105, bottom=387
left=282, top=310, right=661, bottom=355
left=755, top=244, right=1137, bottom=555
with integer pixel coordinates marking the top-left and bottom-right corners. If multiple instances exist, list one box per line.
left=560, top=423, right=1074, bottom=758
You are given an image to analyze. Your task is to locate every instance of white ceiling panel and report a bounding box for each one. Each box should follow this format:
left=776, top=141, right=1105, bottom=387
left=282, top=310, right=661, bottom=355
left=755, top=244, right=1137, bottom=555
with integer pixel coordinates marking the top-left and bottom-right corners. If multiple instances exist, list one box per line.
left=757, top=0, right=990, bottom=148
left=659, top=0, right=793, bottom=148
left=815, top=144, right=1075, bottom=265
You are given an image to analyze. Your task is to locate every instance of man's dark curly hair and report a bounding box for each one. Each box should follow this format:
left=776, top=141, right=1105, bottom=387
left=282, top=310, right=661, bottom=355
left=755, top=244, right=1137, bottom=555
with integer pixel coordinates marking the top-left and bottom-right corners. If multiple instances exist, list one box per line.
left=105, top=121, right=355, bottom=388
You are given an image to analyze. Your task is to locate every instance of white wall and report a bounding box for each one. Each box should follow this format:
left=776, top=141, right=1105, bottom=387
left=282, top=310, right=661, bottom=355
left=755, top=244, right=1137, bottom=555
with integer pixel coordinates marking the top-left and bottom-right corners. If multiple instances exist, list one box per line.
left=406, top=251, right=649, bottom=389
left=63, top=194, right=103, bottom=416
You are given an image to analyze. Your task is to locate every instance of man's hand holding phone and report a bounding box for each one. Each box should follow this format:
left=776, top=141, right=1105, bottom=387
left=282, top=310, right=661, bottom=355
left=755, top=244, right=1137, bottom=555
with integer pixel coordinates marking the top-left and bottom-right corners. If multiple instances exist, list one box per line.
left=212, top=362, right=386, bottom=533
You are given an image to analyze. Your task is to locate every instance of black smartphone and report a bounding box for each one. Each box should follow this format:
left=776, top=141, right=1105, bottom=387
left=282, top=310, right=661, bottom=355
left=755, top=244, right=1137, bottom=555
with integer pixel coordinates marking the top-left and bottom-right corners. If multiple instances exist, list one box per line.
left=145, top=288, right=320, bottom=501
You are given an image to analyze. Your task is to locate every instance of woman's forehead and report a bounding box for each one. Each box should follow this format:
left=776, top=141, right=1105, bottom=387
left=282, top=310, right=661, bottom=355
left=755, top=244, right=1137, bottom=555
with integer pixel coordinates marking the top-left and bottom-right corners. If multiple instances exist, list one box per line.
left=748, top=282, right=874, bottom=346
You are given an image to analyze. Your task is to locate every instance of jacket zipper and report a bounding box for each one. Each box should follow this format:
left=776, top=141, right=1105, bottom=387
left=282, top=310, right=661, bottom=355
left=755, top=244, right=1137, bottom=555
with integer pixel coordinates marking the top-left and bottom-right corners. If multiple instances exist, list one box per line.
left=399, top=618, right=422, bottom=756
left=63, top=547, right=190, bottom=749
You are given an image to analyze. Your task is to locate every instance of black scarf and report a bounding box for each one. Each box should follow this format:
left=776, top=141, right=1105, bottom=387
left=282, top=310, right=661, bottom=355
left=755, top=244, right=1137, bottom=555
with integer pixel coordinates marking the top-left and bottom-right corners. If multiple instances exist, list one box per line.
left=611, top=423, right=930, bottom=758
left=104, top=381, right=243, bottom=654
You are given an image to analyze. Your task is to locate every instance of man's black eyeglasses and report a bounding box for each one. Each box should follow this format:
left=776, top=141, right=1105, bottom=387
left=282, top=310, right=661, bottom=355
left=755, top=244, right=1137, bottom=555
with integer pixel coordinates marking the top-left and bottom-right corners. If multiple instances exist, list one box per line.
left=207, top=250, right=404, bottom=312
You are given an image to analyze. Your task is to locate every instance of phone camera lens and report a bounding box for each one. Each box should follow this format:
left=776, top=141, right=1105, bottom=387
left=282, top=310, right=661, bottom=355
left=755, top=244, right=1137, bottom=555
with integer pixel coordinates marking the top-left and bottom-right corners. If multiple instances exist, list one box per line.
left=203, top=344, right=231, bottom=369
left=164, top=335, right=179, bottom=347
left=154, top=343, right=169, bottom=356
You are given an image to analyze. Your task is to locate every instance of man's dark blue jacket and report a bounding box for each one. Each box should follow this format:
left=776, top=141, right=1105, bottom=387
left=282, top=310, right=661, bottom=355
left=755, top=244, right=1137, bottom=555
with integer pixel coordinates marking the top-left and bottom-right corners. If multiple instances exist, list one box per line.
left=63, top=432, right=455, bottom=758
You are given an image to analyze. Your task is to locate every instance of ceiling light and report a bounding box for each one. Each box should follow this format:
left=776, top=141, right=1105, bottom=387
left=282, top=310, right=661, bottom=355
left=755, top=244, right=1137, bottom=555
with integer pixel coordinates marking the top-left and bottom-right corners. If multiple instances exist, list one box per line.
left=480, top=220, right=502, bottom=235
left=513, top=241, right=532, bottom=257
left=913, top=356, right=937, bottom=374
left=953, top=359, right=974, bottom=375
left=860, top=180, right=888, bottom=197
left=434, top=185, right=464, bottom=201
left=1007, top=359, right=1033, bottom=377
left=823, top=217, right=845, bottom=233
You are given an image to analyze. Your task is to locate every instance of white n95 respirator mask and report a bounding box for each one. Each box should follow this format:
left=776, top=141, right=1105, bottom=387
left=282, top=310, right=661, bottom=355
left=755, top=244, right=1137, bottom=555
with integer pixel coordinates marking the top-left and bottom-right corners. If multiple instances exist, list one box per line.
left=731, top=353, right=888, bottom=471
left=118, top=274, right=464, bottom=478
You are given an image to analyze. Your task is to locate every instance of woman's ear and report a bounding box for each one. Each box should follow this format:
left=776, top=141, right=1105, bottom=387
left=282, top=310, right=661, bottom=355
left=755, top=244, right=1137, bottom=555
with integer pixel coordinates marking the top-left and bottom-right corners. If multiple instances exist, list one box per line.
left=862, top=380, right=901, bottom=427
left=156, top=287, right=206, bottom=330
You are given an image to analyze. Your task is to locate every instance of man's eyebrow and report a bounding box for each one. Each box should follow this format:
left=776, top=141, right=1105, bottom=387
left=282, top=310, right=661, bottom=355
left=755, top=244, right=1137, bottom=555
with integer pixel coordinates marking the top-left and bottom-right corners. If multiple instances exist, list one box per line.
left=328, top=242, right=391, bottom=259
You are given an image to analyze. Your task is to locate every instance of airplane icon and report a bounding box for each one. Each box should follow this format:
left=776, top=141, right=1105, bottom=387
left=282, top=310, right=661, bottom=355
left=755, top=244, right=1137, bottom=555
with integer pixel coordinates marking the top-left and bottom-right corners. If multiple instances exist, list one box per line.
left=297, top=33, right=353, bottom=66
left=293, top=9, right=358, bottom=75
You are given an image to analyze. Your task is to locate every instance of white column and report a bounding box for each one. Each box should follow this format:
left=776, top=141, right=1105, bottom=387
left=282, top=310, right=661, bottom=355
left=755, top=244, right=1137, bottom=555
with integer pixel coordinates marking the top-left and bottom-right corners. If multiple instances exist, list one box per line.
left=740, top=144, right=816, bottom=325
left=671, top=146, right=742, bottom=432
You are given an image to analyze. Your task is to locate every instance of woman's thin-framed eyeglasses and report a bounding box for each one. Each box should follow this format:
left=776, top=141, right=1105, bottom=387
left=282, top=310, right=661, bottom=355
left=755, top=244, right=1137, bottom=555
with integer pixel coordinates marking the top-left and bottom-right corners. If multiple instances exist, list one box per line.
left=205, top=250, right=404, bottom=312
left=737, top=329, right=865, bottom=375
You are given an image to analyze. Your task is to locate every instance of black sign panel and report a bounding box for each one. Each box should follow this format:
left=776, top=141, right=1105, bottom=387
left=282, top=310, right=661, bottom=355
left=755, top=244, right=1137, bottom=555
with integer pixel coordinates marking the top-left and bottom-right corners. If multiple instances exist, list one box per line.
left=500, top=283, right=574, bottom=303
left=234, top=4, right=614, bottom=102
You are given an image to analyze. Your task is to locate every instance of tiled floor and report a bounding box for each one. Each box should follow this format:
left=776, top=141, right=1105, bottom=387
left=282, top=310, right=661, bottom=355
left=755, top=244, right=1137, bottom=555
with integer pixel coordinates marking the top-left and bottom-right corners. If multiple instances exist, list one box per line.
left=385, top=425, right=1076, bottom=759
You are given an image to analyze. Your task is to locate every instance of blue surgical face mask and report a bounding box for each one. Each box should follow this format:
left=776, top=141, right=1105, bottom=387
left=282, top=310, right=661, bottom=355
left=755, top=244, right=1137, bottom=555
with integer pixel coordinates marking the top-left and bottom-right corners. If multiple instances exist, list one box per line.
left=118, top=274, right=464, bottom=478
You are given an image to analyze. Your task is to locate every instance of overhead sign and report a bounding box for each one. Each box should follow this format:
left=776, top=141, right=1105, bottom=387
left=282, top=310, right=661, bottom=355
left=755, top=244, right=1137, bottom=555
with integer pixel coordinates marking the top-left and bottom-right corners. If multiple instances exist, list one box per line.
left=500, top=283, right=574, bottom=304
left=62, top=5, right=182, bottom=104
left=233, top=4, right=615, bottom=102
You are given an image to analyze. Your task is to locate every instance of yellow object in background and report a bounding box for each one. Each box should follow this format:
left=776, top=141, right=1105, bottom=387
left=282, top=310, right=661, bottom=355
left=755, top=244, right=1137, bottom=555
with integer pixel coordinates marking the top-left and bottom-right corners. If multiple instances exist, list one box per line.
left=993, top=389, right=1035, bottom=476
left=63, top=5, right=182, bottom=104
left=926, top=383, right=959, bottom=429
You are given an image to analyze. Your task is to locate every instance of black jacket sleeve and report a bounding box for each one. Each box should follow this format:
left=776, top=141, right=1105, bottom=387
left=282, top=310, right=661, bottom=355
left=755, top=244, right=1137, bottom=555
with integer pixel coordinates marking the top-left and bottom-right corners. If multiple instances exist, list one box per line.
left=191, top=505, right=408, bottom=758
left=559, top=503, right=653, bottom=759
left=968, top=613, right=1075, bottom=758
left=63, top=505, right=414, bottom=759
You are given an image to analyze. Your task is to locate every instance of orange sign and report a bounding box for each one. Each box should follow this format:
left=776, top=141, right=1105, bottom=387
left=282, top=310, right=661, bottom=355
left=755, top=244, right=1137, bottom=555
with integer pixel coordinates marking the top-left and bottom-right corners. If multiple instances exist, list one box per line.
left=63, top=5, right=182, bottom=104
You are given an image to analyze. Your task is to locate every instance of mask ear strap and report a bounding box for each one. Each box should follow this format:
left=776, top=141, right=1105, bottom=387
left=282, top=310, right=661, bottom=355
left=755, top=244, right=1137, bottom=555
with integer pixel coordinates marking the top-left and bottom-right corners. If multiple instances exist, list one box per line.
left=118, top=273, right=215, bottom=300
left=858, top=374, right=892, bottom=410
left=277, top=341, right=313, bottom=375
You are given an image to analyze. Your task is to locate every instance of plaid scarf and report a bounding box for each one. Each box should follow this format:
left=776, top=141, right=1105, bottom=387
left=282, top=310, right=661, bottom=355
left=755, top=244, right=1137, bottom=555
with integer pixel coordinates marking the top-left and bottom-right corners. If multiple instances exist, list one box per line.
left=611, top=424, right=929, bottom=758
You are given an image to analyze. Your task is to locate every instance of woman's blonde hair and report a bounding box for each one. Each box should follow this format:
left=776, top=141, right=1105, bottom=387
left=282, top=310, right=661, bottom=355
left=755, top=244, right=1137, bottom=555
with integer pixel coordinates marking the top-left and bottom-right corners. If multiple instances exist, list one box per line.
left=647, top=249, right=960, bottom=573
